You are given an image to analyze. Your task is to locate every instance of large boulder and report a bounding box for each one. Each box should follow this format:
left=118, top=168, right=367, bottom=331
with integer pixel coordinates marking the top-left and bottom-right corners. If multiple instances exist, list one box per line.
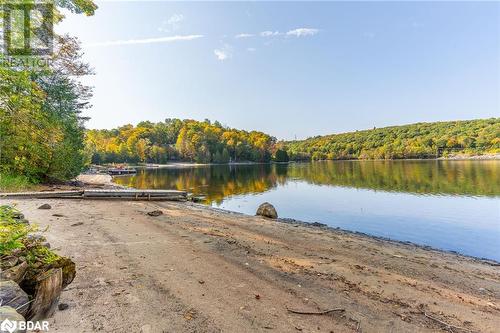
left=256, top=202, right=278, bottom=219
left=0, top=281, right=29, bottom=317
left=0, top=306, right=26, bottom=333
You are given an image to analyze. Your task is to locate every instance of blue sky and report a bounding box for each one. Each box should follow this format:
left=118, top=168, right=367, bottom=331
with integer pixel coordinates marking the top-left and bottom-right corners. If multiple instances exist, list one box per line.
left=58, top=1, right=499, bottom=139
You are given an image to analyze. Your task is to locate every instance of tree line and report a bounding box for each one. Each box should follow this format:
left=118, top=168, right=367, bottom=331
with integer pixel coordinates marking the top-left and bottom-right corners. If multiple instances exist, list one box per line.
left=87, top=118, right=499, bottom=165
left=285, top=119, right=500, bottom=161
left=85, top=119, right=290, bottom=164
left=0, top=0, right=97, bottom=183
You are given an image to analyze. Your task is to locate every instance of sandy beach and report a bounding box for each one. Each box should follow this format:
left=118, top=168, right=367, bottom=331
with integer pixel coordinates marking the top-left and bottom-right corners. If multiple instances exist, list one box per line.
left=0, top=197, right=498, bottom=333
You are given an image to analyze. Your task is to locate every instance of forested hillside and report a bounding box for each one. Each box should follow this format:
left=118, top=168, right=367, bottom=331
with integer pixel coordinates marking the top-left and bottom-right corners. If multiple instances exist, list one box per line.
left=85, top=119, right=282, bottom=164
left=285, top=119, right=500, bottom=160
left=86, top=118, right=499, bottom=165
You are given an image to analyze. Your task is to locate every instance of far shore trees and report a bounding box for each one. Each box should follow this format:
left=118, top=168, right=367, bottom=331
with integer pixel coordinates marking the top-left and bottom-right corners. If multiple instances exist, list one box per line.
left=85, top=118, right=499, bottom=165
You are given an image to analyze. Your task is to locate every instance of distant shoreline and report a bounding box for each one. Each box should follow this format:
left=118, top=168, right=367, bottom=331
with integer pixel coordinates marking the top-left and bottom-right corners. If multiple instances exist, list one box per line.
left=126, top=153, right=500, bottom=169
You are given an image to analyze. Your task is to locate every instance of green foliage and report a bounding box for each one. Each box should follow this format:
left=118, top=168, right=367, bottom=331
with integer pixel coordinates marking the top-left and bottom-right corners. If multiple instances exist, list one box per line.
left=274, top=149, right=290, bottom=162
left=0, top=205, right=36, bottom=256
left=86, top=119, right=276, bottom=164
left=0, top=205, right=61, bottom=269
left=0, top=173, right=36, bottom=192
left=25, top=245, right=61, bottom=266
left=286, top=119, right=500, bottom=160
left=0, top=1, right=96, bottom=182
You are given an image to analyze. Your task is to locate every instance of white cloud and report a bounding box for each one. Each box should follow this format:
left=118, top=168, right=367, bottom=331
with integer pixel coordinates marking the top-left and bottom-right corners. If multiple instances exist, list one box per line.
left=85, top=35, right=203, bottom=47
left=247, top=47, right=256, bottom=52
left=214, top=44, right=232, bottom=61
left=286, top=28, right=319, bottom=37
left=235, top=33, right=254, bottom=39
left=168, top=14, right=184, bottom=26
left=260, top=31, right=282, bottom=37
left=158, top=13, right=185, bottom=32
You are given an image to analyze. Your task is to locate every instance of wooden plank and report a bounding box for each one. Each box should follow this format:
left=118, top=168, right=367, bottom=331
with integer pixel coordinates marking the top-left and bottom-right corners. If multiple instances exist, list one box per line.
left=83, top=189, right=186, bottom=197
left=0, top=190, right=84, bottom=198
left=0, top=189, right=187, bottom=200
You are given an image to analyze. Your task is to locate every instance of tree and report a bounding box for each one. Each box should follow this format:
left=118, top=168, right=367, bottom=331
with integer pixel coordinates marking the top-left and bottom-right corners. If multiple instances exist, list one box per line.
left=0, top=1, right=97, bottom=182
left=274, top=149, right=289, bottom=162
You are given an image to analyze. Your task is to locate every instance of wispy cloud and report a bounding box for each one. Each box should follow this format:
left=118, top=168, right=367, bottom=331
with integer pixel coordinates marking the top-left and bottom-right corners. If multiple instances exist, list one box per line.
left=286, top=28, right=319, bottom=37
left=214, top=44, right=232, bottom=61
left=85, top=35, right=204, bottom=47
left=247, top=47, right=256, bottom=52
left=235, top=33, right=254, bottom=39
left=260, top=31, right=282, bottom=37
left=158, top=13, right=185, bottom=32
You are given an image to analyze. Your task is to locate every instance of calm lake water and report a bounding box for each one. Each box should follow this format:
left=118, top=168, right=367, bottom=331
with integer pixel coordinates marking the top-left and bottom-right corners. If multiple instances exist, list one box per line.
left=114, top=160, right=500, bottom=261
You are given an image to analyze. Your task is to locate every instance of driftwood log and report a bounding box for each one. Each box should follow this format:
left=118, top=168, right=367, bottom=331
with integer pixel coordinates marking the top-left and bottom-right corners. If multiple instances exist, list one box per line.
left=28, top=268, right=62, bottom=321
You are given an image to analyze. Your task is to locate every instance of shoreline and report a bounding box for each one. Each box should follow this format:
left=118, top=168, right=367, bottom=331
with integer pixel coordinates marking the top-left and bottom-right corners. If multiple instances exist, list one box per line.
left=0, top=197, right=498, bottom=332
left=105, top=173, right=499, bottom=263
left=203, top=203, right=500, bottom=265
left=133, top=155, right=500, bottom=169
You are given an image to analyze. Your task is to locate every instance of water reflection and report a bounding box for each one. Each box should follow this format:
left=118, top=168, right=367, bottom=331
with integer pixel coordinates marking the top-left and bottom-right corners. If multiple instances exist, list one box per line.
left=114, top=160, right=500, bottom=203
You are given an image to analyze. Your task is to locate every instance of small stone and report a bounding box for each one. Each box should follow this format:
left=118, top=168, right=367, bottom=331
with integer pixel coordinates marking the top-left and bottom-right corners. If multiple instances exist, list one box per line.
left=38, top=204, right=52, bottom=210
left=256, top=202, right=278, bottom=219
left=58, top=303, right=69, bottom=311
left=16, top=219, right=30, bottom=225
left=147, top=210, right=163, bottom=217
left=11, top=212, right=25, bottom=220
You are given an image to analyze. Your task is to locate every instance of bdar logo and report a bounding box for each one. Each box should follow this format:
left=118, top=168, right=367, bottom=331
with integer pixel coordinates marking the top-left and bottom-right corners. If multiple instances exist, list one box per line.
left=0, top=318, right=17, bottom=333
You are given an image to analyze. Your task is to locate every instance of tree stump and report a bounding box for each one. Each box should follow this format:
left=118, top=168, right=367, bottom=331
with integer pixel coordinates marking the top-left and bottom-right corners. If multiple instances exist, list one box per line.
left=27, top=268, right=62, bottom=321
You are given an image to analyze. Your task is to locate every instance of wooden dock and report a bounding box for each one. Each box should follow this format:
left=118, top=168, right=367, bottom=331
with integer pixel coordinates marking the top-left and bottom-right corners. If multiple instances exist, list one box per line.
left=107, top=168, right=137, bottom=175
left=0, top=189, right=187, bottom=201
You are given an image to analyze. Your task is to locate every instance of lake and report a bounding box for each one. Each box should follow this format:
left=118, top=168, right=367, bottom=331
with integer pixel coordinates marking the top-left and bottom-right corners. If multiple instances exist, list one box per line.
left=114, top=160, right=500, bottom=261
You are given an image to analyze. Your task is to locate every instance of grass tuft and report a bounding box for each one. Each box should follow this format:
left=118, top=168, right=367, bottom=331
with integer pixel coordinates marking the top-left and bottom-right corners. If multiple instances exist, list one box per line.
left=0, top=173, right=37, bottom=192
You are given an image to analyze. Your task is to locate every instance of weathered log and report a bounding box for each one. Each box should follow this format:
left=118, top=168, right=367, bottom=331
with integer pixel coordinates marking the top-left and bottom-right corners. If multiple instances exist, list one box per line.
left=27, top=268, right=62, bottom=321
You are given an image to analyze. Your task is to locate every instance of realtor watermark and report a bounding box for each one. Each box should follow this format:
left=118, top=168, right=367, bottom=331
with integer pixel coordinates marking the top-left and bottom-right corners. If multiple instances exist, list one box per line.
left=0, top=318, right=49, bottom=333
left=1, top=0, right=54, bottom=68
